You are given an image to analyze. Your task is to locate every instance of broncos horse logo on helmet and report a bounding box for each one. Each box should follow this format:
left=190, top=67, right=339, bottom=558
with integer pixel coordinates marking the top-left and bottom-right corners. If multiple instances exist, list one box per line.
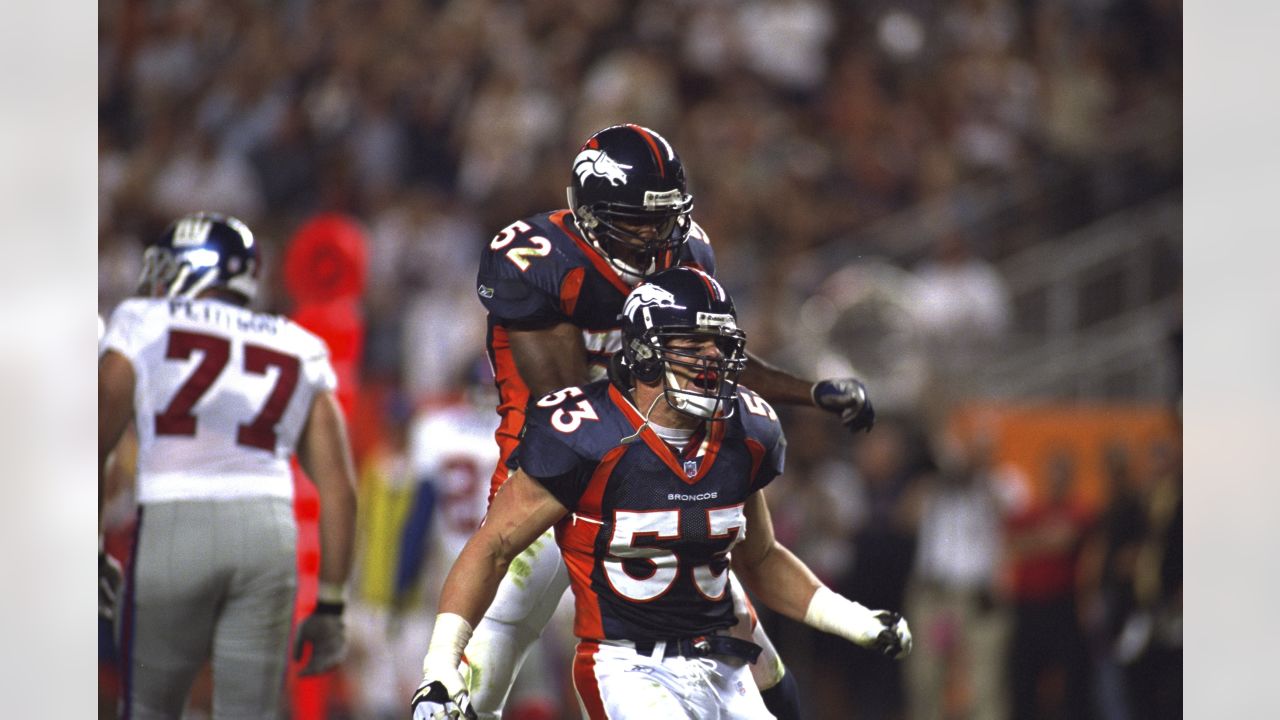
left=567, top=125, right=695, bottom=284
left=621, top=283, right=686, bottom=326
left=573, top=149, right=633, bottom=187
left=619, top=267, right=747, bottom=421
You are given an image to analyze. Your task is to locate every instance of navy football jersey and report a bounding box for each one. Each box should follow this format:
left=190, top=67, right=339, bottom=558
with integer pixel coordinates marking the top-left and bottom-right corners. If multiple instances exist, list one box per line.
left=511, top=377, right=786, bottom=643
left=475, top=209, right=716, bottom=500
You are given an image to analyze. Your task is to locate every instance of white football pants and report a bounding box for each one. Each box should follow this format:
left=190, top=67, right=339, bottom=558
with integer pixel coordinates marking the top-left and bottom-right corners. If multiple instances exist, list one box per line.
left=463, top=528, right=786, bottom=719
left=571, top=639, right=775, bottom=720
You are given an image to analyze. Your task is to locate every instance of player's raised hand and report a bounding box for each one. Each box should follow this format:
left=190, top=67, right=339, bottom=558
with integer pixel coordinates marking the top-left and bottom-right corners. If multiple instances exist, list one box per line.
left=293, top=602, right=347, bottom=675
left=812, top=377, right=875, bottom=433
left=410, top=673, right=475, bottom=720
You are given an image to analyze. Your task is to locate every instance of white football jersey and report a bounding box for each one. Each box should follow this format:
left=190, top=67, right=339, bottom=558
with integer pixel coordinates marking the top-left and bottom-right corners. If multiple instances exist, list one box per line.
left=100, top=297, right=337, bottom=503
left=410, top=401, right=500, bottom=559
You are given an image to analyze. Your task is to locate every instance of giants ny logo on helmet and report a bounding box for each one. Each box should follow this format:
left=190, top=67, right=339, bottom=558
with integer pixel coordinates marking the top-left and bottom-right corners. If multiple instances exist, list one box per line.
left=623, top=284, right=685, bottom=331
left=573, top=149, right=632, bottom=187
left=172, top=216, right=214, bottom=247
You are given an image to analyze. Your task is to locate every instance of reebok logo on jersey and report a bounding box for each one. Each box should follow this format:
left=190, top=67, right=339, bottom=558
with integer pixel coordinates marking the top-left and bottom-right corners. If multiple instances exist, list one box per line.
left=668, top=491, right=718, bottom=502
left=478, top=284, right=495, bottom=299
left=573, top=149, right=631, bottom=187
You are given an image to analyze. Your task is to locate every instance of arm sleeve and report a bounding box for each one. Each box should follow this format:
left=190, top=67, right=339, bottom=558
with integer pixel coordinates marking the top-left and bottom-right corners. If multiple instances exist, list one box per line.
left=511, top=419, right=591, bottom=510
left=298, top=332, right=339, bottom=393
left=739, top=391, right=786, bottom=492
left=100, top=299, right=152, bottom=360
left=754, top=432, right=787, bottom=491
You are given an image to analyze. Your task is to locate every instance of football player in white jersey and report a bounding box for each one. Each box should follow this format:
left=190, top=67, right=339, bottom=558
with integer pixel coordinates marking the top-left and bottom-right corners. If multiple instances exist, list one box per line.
left=392, top=363, right=577, bottom=717
left=98, top=213, right=358, bottom=719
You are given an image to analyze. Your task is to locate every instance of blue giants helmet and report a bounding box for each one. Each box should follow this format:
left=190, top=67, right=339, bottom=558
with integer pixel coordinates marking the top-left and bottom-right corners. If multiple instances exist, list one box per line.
left=138, top=212, right=260, bottom=304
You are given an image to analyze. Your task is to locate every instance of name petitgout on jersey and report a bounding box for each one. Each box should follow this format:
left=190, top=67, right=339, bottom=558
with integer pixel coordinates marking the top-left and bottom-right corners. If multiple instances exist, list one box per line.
left=168, top=299, right=281, bottom=335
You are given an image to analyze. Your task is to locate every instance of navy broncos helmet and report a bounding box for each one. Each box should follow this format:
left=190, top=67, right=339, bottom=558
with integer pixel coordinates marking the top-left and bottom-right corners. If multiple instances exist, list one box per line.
left=619, top=267, right=747, bottom=420
left=138, top=212, right=260, bottom=304
left=567, top=124, right=695, bottom=282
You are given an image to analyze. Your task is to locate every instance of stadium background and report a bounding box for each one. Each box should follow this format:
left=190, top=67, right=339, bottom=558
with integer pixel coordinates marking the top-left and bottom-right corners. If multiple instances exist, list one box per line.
left=97, top=1, right=1182, bottom=718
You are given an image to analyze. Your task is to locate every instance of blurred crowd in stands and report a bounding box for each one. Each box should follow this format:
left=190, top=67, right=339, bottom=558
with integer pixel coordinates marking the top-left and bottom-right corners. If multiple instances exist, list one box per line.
left=98, top=0, right=1182, bottom=718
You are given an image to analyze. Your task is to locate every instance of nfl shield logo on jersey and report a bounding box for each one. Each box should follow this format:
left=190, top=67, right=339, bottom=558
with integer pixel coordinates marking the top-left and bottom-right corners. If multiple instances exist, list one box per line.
left=684, top=459, right=698, bottom=477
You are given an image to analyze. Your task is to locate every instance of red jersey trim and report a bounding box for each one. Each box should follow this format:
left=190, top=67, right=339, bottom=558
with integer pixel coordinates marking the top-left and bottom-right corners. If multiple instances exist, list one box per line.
left=572, top=641, right=608, bottom=720
left=559, top=517, right=605, bottom=639
left=550, top=210, right=632, bottom=295
left=626, top=124, right=666, bottom=177
left=560, top=266, right=586, bottom=317
left=744, top=437, right=766, bottom=489
left=488, top=325, right=530, bottom=503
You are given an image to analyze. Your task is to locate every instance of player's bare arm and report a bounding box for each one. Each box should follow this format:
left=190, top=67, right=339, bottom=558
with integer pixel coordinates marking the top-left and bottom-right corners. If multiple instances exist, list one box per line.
left=730, top=489, right=824, bottom=620
left=741, top=351, right=877, bottom=433
left=732, top=488, right=914, bottom=660
left=293, top=389, right=358, bottom=676
left=439, top=467, right=569, bottom=626
left=98, top=349, right=136, bottom=622
left=506, top=321, right=590, bottom=398
left=412, top=468, right=568, bottom=718
left=98, top=350, right=136, bottom=528
left=296, top=390, right=358, bottom=598
left=740, top=351, right=823, bottom=407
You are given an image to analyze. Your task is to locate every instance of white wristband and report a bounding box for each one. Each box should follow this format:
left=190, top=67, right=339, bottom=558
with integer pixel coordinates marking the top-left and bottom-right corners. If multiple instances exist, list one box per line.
left=422, top=613, right=473, bottom=676
left=802, top=586, right=883, bottom=646
left=317, top=581, right=346, bottom=604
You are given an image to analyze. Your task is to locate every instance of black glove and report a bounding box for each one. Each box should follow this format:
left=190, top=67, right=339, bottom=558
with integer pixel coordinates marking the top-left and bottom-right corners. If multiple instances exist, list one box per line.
left=99, top=551, right=123, bottom=622
left=871, top=611, right=913, bottom=660
left=293, top=601, right=347, bottom=676
left=411, top=677, right=477, bottom=720
left=812, top=377, right=875, bottom=433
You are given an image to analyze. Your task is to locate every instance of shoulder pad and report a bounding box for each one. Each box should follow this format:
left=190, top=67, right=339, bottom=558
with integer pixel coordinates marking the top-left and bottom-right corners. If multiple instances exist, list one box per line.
left=477, top=214, right=584, bottom=324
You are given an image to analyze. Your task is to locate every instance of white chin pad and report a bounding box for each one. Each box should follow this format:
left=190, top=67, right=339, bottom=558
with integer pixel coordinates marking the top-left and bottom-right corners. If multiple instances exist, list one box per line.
left=614, top=258, right=654, bottom=287
left=593, top=239, right=654, bottom=286
left=664, top=368, right=719, bottom=418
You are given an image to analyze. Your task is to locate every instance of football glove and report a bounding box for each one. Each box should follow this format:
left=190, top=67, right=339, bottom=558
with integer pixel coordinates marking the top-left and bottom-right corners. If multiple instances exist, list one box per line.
left=870, top=611, right=913, bottom=660
left=812, top=377, right=875, bottom=433
left=410, top=674, right=475, bottom=720
left=293, top=602, right=347, bottom=676
left=803, top=586, right=912, bottom=660
left=413, top=613, right=475, bottom=719
left=99, top=550, right=123, bottom=621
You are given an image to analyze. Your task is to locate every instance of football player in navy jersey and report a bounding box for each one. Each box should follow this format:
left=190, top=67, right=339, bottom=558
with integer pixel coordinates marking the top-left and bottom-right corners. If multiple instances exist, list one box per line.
left=411, top=268, right=910, bottom=720
left=460, top=124, right=875, bottom=720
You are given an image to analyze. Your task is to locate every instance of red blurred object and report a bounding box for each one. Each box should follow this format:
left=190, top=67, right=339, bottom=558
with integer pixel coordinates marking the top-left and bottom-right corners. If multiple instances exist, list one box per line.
left=283, top=213, right=368, bottom=305
left=283, top=214, right=368, bottom=719
left=507, top=698, right=559, bottom=720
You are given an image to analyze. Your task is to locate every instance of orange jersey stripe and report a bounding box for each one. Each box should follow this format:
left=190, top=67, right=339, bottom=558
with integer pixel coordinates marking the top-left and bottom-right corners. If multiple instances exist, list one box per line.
left=487, top=325, right=530, bottom=504
left=560, top=519, right=604, bottom=640
left=550, top=210, right=631, bottom=295
left=572, top=641, right=608, bottom=720
left=560, top=266, right=586, bottom=317
left=744, top=438, right=766, bottom=487
left=626, top=124, right=666, bottom=177
left=557, top=445, right=626, bottom=639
